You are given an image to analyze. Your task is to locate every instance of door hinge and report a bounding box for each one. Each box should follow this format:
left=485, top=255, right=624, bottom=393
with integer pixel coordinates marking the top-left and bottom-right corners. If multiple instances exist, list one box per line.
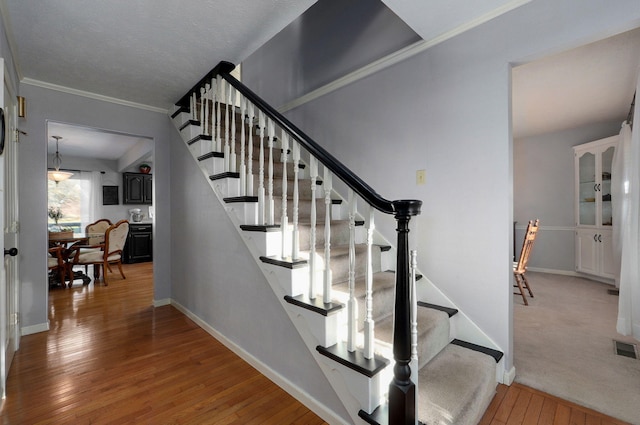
left=11, top=313, right=19, bottom=325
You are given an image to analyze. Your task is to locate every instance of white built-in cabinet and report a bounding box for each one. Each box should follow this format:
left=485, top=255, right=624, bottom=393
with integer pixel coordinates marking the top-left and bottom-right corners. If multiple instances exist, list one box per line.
left=573, top=136, right=617, bottom=280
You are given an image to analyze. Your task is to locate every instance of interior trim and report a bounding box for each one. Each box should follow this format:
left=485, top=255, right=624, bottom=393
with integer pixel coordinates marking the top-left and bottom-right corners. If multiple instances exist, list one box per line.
left=22, top=78, right=168, bottom=114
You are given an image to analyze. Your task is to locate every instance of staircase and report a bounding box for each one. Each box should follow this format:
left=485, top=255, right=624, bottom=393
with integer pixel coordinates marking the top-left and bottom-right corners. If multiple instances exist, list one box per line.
left=170, top=62, right=503, bottom=425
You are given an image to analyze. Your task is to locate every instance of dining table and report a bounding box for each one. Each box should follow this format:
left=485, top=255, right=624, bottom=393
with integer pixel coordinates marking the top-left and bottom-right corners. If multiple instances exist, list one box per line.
left=48, top=232, right=105, bottom=287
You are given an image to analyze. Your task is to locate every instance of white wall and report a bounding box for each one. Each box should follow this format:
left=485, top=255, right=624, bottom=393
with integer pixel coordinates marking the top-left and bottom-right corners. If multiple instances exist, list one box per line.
left=514, top=121, right=621, bottom=272
left=18, top=84, right=172, bottom=331
left=242, top=0, right=640, bottom=375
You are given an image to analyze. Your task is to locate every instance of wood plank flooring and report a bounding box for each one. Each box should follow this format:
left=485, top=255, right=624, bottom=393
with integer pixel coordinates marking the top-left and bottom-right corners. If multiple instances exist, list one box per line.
left=1, top=263, right=327, bottom=425
left=479, top=383, right=631, bottom=425
left=1, top=263, right=630, bottom=424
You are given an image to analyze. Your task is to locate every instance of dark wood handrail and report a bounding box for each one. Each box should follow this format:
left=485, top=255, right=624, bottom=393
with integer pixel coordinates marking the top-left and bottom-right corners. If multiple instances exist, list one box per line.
left=204, top=61, right=400, bottom=215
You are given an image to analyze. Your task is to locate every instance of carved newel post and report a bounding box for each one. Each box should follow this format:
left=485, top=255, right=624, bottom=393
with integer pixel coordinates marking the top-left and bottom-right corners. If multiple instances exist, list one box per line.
left=389, top=199, right=422, bottom=425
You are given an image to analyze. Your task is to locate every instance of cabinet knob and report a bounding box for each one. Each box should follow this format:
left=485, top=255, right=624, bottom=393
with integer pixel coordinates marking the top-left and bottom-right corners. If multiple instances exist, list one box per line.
left=598, top=234, right=602, bottom=243
left=593, top=234, right=598, bottom=242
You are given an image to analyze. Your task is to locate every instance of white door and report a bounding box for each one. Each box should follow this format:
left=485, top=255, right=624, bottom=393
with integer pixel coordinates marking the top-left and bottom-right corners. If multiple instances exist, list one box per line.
left=0, top=59, right=19, bottom=398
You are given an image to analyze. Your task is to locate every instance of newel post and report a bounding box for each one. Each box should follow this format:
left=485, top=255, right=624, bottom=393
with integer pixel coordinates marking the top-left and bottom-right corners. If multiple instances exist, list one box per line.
left=389, top=199, right=422, bottom=425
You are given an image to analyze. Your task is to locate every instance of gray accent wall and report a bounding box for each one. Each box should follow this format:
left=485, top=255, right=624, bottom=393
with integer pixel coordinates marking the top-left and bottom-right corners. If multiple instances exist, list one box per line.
left=243, top=0, right=640, bottom=374
left=244, top=0, right=421, bottom=106
left=514, top=121, right=622, bottom=272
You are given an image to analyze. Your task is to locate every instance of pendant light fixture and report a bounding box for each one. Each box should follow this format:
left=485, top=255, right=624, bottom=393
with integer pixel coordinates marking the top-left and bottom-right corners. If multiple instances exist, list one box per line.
left=48, top=136, right=73, bottom=183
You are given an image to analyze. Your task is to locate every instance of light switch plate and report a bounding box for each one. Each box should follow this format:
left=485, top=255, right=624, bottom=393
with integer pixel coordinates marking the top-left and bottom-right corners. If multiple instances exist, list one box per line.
left=416, top=169, right=426, bottom=185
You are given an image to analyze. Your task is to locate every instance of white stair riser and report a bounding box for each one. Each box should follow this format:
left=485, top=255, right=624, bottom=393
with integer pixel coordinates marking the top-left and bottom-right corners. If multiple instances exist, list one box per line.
left=261, top=263, right=308, bottom=298
left=288, top=306, right=345, bottom=348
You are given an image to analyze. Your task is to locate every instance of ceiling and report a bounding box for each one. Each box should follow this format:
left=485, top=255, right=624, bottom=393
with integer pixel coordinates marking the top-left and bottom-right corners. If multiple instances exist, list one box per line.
left=512, top=26, right=640, bottom=139
left=47, top=121, right=152, bottom=161
left=3, top=0, right=639, bottom=158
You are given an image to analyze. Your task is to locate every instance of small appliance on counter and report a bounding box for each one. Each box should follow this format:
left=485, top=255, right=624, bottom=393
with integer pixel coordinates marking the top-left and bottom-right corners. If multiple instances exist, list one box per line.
left=129, top=208, right=144, bottom=223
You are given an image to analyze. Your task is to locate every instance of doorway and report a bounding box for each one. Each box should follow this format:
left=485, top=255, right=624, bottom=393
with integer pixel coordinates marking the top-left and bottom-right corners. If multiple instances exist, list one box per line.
left=511, top=27, right=640, bottom=423
left=46, top=121, right=154, bottom=288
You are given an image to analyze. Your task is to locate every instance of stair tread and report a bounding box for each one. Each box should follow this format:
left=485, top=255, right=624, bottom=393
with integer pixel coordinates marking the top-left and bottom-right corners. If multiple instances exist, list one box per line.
left=316, top=342, right=390, bottom=378
left=417, top=301, right=459, bottom=318
left=375, top=307, right=450, bottom=368
left=418, top=343, right=497, bottom=425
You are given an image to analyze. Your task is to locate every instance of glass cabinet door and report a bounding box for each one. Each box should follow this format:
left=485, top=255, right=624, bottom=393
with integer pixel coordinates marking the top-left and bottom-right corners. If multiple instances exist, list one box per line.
left=578, top=151, right=596, bottom=226
left=601, top=146, right=614, bottom=226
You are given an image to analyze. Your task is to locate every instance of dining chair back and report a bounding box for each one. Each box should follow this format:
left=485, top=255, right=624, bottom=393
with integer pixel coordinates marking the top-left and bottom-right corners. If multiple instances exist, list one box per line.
left=86, top=219, right=112, bottom=245
left=513, top=219, right=540, bottom=305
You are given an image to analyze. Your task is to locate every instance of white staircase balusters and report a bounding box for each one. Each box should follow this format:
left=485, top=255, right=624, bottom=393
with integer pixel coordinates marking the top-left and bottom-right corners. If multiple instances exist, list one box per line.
left=224, top=81, right=230, bottom=159
left=203, top=84, right=209, bottom=139
left=215, top=76, right=222, bottom=152
left=309, top=156, right=318, bottom=300
left=364, top=205, right=375, bottom=359
left=280, top=132, right=290, bottom=259
left=347, top=188, right=358, bottom=352
left=199, top=86, right=205, bottom=126
left=267, top=119, right=275, bottom=225
left=323, top=167, right=333, bottom=304
left=291, top=139, right=300, bottom=261
left=239, top=96, right=247, bottom=196
left=246, top=102, right=255, bottom=196
left=190, top=92, right=196, bottom=121
left=225, top=85, right=234, bottom=172
left=257, top=111, right=266, bottom=225
left=410, top=249, right=419, bottom=416
left=208, top=79, right=216, bottom=154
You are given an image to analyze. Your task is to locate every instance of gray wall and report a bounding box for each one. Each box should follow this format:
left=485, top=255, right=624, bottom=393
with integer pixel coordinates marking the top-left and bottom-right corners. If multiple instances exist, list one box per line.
left=514, top=121, right=622, bottom=272
left=168, top=125, right=350, bottom=422
left=242, top=0, right=640, bottom=374
left=18, top=84, right=172, bottom=330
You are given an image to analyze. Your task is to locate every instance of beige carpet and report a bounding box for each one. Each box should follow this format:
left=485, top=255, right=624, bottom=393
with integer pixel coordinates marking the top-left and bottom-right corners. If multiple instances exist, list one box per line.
left=514, top=272, right=640, bottom=425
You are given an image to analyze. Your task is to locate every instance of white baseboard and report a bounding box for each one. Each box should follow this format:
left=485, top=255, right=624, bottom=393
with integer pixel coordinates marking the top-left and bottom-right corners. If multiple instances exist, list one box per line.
left=526, top=267, right=578, bottom=276
left=21, top=321, right=49, bottom=336
left=169, top=299, right=346, bottom=425
left=153, top=298, right=171, bottom=307
left=503, top=366, right=516, bottom=385
left=528, top=267, right=616, bottom=285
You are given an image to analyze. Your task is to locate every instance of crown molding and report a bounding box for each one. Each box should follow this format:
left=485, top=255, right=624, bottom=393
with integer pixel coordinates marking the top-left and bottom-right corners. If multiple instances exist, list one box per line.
left=21, top=78, right=168, bottom=114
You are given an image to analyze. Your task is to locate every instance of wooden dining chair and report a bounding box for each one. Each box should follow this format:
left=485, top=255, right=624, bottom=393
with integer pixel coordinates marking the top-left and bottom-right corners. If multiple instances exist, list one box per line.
left=71, top=220, right=129, bottom=286
left=513, top=219, right=540, bottom=305
left=48, top=246, right=68, bottom=287
left=75, top=218, right=113, bottom=274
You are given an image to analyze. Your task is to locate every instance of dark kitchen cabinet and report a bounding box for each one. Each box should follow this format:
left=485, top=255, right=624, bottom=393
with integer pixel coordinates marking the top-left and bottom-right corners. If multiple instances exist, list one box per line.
left=123, top=223, right=153, bottom=263
left=123, top=172, right=152, bottom=205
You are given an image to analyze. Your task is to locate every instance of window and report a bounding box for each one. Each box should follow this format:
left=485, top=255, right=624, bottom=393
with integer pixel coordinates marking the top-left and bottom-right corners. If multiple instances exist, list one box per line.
left=48, top=171, right=95, bottom=232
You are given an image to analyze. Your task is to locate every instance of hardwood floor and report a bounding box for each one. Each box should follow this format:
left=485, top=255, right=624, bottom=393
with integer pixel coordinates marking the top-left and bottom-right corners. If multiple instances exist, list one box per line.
left=1, top=263, right=629, bottom=424
left=479, top=383, right=631, bottom=425
left=2, top=263, right=327, bottom=425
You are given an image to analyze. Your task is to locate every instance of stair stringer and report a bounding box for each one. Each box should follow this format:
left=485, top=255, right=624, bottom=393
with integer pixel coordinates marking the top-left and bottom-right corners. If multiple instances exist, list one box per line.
left=170, top=111, right=390, bottom=424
